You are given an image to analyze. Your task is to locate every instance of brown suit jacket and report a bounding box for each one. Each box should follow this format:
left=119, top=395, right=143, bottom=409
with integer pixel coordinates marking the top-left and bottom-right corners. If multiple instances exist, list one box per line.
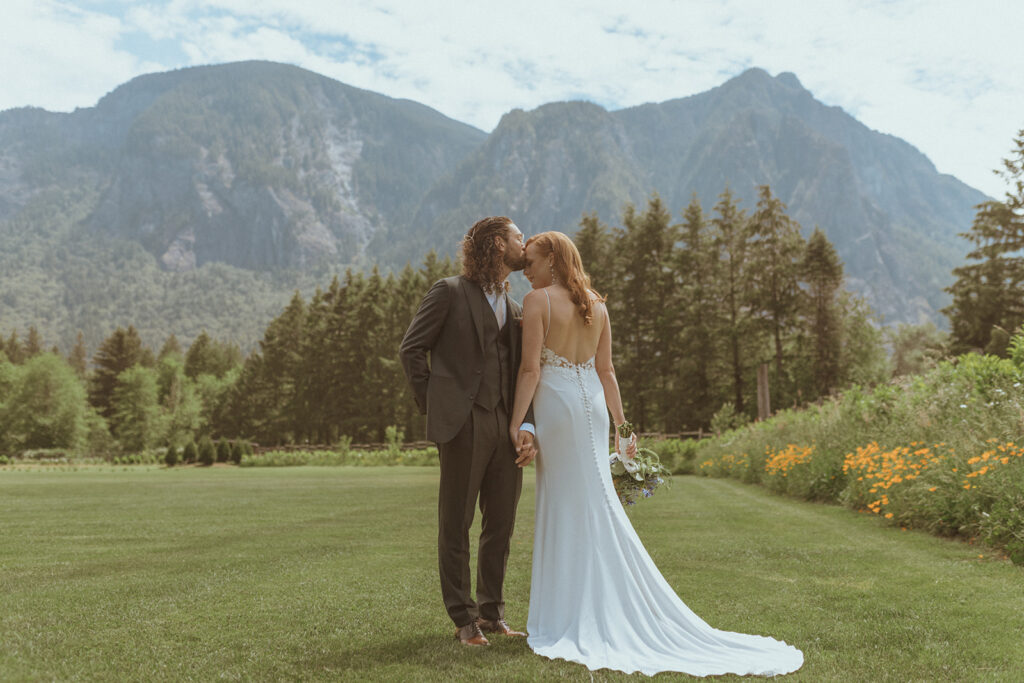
left=400, top=275, right=532, bottom=444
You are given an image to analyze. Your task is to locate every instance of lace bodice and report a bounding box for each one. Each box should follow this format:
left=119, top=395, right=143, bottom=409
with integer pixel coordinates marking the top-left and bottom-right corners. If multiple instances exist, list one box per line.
left=540, top=346, right=595, bottom=371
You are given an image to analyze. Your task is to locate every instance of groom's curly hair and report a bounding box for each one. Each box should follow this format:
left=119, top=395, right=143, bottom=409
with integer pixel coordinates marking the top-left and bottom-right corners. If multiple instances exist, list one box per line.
left=461, top=216, right=513, bottom=294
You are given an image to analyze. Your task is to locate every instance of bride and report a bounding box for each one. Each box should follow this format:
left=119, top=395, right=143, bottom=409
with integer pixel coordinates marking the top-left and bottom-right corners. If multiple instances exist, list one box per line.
left=508, top=231, right=803, bottom=677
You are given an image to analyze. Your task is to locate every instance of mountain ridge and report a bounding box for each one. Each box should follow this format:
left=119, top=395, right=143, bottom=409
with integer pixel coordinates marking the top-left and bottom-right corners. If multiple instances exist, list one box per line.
left=0, top=61, right=989, bottom=351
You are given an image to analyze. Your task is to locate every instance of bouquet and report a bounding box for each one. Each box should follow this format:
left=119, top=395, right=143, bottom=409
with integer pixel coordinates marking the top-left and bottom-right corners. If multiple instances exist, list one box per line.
left=609, top=421, right=670, bottom=507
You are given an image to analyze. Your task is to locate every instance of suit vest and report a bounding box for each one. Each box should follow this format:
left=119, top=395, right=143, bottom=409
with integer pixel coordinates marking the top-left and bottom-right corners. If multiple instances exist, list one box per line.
left=475, top=298, right=512, bottom=411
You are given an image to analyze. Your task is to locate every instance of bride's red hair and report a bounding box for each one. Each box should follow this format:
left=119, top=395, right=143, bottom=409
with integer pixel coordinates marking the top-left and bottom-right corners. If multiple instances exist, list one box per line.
left=526, top=231, right=605, bottom=326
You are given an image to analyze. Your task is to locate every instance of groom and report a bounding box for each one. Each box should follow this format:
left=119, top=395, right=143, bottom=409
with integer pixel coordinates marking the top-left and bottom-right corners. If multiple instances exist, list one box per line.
left=400, top=216, right=537, bottom=647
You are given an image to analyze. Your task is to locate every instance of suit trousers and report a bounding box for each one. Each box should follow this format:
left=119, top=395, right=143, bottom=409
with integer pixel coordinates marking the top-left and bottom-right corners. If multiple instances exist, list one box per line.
left=437, top=400, right=523, bottom=627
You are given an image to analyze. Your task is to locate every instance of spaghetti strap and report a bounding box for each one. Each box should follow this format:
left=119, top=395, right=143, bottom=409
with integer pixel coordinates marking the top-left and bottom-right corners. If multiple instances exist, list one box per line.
left=543, top=288, right=551, bottom=344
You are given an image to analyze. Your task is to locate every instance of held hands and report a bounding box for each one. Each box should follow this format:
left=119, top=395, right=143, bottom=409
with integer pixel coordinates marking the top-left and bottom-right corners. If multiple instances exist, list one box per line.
left=510, top=425, right=538, bottom=468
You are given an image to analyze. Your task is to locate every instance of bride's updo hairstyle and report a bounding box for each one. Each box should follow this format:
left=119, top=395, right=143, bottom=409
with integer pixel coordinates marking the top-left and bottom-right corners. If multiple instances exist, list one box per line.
left=527, top=231, right=605, bottom=326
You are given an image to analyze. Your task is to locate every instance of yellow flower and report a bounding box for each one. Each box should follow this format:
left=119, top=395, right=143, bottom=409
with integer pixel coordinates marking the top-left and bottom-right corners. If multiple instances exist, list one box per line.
left=885, top=512, right=894, bottom=519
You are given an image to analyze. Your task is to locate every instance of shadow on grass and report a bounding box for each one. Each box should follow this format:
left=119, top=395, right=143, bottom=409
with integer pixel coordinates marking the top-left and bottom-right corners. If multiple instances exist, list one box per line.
left=314, top=632, right=536, bottom=674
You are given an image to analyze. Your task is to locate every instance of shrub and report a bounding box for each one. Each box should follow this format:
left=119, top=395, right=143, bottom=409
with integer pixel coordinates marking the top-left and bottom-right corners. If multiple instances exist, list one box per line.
left=216, top=440, right=231, bottom=463
left=164, top=446, right=178, bottom=467
left=182, top=441, right=198, bottom=464
left=694, top=338, right=1024, bottom=563
left=198, top=437, right=215, bottom=466
left=229, top=441, right=243, bottom=464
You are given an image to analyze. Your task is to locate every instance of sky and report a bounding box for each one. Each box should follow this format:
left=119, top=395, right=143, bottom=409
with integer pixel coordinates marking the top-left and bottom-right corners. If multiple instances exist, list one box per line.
left=2, top=0, right=1022, bottom=199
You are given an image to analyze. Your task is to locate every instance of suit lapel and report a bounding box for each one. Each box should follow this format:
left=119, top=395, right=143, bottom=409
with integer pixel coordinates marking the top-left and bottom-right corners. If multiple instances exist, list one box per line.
left=506, top=294, right=519, bottom=357
left=461, top=277, right=487, bottom=351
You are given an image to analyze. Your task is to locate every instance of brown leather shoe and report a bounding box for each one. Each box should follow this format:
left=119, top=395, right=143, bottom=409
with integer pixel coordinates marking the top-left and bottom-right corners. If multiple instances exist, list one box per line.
left=454, top=621, right=489, bottom=646
left=477, top=618, right=526, bottom=637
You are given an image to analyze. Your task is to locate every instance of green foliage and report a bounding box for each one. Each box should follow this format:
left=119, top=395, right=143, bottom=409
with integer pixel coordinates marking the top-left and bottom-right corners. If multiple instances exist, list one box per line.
left=164, top=445, right=178, bottom=467
left=694, top=335, right=1024, bottom=560
left=89, top=326, right=148, bottom=430
left=185, top=331, right=242, bottom=379
left=182, top=441, right=198, bottom=464
left=945, top=130, right=1024, bottom=353
left=888, top=322, right=948, bottom=377
left=229, top=441, right=243, bottom=465
left=709, top=402, right=747, bottom=436
left=197, top=437, right=215, bottom=466
left=111, top=365, right=164, bottom=453
left=239, top=446, right=438, bottom=467
left=0, top=353, right=90, bottom=451
left=216, top=439, right=231, bottom=463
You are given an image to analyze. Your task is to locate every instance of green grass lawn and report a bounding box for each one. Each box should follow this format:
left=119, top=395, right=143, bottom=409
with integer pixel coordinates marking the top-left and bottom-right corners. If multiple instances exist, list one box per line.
left=2, top=466, right=1023, bottom=681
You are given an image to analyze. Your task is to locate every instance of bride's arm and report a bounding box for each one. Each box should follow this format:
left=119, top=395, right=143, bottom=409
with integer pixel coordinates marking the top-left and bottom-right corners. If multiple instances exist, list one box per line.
left=595, top=302, right=627, bottom=429
left=510, top=289, right=544, bottom=439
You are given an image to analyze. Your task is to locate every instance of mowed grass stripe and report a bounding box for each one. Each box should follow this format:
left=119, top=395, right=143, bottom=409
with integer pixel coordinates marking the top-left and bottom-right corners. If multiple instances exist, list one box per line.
left=1, top=467, right=1022, bottom=681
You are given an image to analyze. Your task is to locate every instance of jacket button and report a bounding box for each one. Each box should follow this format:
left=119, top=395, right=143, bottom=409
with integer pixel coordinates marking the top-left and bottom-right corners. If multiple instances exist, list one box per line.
left=468, top=394, right=475, bottom=400
left=476, top=369, right=482, bottom=375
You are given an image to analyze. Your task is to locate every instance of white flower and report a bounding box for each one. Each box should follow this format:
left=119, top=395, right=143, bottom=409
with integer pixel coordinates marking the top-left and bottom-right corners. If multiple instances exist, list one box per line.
left=960, top=404, right=968, bottom=409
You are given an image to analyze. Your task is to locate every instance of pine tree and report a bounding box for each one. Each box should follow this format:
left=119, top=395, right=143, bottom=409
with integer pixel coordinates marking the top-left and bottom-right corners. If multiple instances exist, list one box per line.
left=747, top=185, right=806, bottom=407
left=945, top=131, right=1024, bottom=354
left=184, top=331, right=241, bottom=379
left=5, top=331, right=25, bottom=364
left=68, top=331, right=88, bottom=378
left=24, top=326, right=43, bottom=359
left=158, top=334, right=183, bottom=361
left=574, top=212, right=614, bottom=296
left=711, top=189, right=752, bottom=415
left=610, top=194, right=678, bottom=431
left=676, top=195, right=720, bottom=428
left=801, top=227, right=844, bottom=398
left=112, top=365, right=164, bottom=452
left=89, top=326, right=146, bottom=428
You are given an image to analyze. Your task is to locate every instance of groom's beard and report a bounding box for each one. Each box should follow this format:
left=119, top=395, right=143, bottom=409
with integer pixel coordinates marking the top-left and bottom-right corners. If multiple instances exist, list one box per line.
left=504, top=252, right=528, bottom=271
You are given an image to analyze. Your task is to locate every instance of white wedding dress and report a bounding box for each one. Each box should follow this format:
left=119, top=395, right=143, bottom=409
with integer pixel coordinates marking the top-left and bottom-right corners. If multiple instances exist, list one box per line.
left=527, top=346, right=804, bottom=677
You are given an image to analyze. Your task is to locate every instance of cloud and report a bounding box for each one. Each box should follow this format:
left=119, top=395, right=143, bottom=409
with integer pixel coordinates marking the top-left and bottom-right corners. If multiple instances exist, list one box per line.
left=0, top=0, right=162, bottom=112
left=2, top=0, right=1022, bottom=197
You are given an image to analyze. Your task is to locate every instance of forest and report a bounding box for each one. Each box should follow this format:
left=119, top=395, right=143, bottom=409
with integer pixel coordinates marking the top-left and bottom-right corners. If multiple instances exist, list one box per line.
left=2, top=132, right=1022, bottom=456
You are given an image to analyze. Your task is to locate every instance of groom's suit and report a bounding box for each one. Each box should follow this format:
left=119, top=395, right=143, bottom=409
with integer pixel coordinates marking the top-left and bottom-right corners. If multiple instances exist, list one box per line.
left=400, top=275, right=532, bottom=628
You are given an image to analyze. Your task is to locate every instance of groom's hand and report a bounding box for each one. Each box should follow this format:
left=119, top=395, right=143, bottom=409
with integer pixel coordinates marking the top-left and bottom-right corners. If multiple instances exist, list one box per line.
left=514, top=431, right=537, bottom=468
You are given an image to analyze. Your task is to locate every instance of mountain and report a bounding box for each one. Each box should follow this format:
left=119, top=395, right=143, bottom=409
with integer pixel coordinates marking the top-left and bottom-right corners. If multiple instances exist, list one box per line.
left=0, top=61, right=485, bottom=270
left=406, top=68, right=987, bottom=324
left=0, top=62, right=988, bottom=352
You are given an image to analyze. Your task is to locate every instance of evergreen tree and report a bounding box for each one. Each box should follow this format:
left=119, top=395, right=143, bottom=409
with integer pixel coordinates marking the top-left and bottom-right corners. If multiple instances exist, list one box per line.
left=801, top=227, right=844, bottom=398
left=230, top=291, right=307, bottom=443
left=112, top=365, right=164, bottom=452
left=182, top=441, right=198, bottom=464
left=164, top=445, right=178, bottom=467
left=5, top=331, right=25, bottom=364
left=216, top=439, right=231, bottom=463
left=25, top=326, right=43, bottom=359
left=185, top=331, right=242, bottom=379
left=68, top=331, right=88, bottom=377
left=198, top=437, right=215, bottom=466
left=945, top=131, right=1024, bottom=354
left=89, top=326, right=146, bottom=429
left=747, top=185, right=806, bottom=406
left=711, top=188, right=753, bottom=415
left=612, top=195, right=677, bottom=431
left=574, top=212, right=614, bottom=296
left=676, top=195, right=720, bottom=428
left=159, top=334, right=183, bottom=361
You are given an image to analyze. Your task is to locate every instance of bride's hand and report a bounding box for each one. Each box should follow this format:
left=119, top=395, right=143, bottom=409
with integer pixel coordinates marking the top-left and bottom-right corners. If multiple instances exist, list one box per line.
left=615, top=431, right=638, bottom=459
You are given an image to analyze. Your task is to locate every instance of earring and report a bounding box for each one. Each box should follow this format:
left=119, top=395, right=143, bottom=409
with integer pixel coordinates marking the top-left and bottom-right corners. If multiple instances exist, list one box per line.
left=550, top=263, right=558, bottom=285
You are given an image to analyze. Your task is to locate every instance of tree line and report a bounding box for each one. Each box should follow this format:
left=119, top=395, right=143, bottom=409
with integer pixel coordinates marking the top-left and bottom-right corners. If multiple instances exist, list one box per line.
left=2, top=183, right=900, bottom=453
